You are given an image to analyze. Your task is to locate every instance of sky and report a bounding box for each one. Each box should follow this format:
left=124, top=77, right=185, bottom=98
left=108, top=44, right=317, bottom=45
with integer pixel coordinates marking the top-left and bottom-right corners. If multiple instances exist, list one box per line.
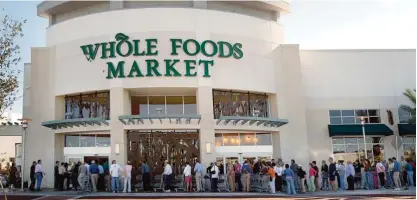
left=0, top=0, right=416, bottom=120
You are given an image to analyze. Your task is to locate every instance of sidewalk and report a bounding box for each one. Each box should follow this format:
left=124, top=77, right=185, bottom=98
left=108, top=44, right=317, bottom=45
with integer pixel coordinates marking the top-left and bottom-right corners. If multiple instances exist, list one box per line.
left=3, top=188, right=416, bottom=198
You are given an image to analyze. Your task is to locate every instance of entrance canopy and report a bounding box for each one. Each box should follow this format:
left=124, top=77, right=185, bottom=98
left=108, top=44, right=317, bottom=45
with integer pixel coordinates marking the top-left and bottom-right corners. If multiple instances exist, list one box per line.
left=119, top=114, right=201, bottom=125
left=216, top=116, right=288, bottom=128
left=398, top=123, right=416, bottom=136
left=42, top=118, right=109, bottom=130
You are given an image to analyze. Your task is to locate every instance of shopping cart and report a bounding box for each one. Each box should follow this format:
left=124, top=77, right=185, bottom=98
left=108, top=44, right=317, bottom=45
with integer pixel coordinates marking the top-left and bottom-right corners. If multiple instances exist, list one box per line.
left=78, top=174, right=91, bottom=194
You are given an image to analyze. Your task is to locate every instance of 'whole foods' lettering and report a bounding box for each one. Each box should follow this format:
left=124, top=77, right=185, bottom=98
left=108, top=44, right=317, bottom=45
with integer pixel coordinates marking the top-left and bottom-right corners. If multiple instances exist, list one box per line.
left=80, top=33, right=243, bottom=79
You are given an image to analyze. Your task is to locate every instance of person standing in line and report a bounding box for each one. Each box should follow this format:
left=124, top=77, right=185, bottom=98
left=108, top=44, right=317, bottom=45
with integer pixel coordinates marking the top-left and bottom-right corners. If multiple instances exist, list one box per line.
left=163, top=160, right=173, bottom=192
left=77, top=162, right=87, bottom=191
left=89, top=160, right=99, bottom=192
left=297, top=166, right=306, bottom=193
left=283, top=164, right=296, bottom=195
left=234, top=160, right=242, bottom=192
left=29, top=161, right=37, bottom=191
left=320, top=160, right=329, bottom=190
left=210, top=162, right=220, bottom=192
left=8, top=162, right=17, bottom=191
left=103, top=161, right=110, bottom=192
left=227, top=162, right=235, bottom=192
left=312, top=161, right=320, bottom=191
left=337, top=161, right=346, bottom=190
left=345, top=161, right=355, bottom=191
left=241, top=160, right=252, bottom=192
left=98, top=162, right=104, bottom=191
left=194, top=159, right=203, bottom=192
left=110, top=160, right=122, bottom=193
left=392, top=157, right=402, bottom=190
left=376, top=160, right=385, bottom=189
left=308, top=163, right=317, bottom=192
left=58, top=162, right=66, bottom=191
left=274, top=162, right=282, bottom=192
left=268, top=163, right=276, bottom=194
left=123, top=161, right=132, bottom=193
left=54, top=161, right=59, bottom=190
left=328, top=157, right=337, bottom=192
left=400, top=156, right=407, bottom=187
left=141, top=161, right=151, bottom=192
left=290, top=160, right=299, bottom=191
left=382, top=160, right=390, bottom=188
left=71, top=161, right=80, bottom=191
left=34, top=160, right=45, bottom=191
left=405, top=159, right=414, bottom=187
left=183, top=162, right=193, bottom=192
left=388, top=159, right=395, bottom=188
left=364, top=159, right=373, bottom=190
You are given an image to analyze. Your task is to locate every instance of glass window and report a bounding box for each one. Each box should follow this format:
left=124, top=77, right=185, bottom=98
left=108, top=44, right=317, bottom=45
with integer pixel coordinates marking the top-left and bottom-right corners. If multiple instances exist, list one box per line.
left=166, top=96, right=183, bottom=115
left=369, top=117, right=380, bottom=123
left=231, top=92, right=249, bottom=116
left=342, top=117, right=355, bottom=124
left=65, top=92, right=110, bottom=120
left=138, top=96, right=148, bottom=115
left=330, top=117, right=342, bottom=124
left=96, top=134, right=110, bottom=147
left=213, top=91, right=232, bottom=118
left=80, top=134, right=95, bottom=147
left=65, top=135, right=79, bottom=147
left=368, top=110, right=379, bottom=116
left=240, top=133, right=256, bottom=146
left=403, top=136, right=416, bottom=159
left=249, top=94, right=268, bottom=117
left=344, top=138, right=357, bottom=145
left=149, top=96, right=165, bottom=115
left=332, top=138, right=344, bottom=144
left=346, top=145, right=358, bottom=153
left=403, top=137, right=415, bottom=144
left=223, top=133, right=239, bottom=146
left=341, top=110, right=354, bottom=116
left=329, top=110, right=341, bottom=117
left=333, top=145, right=345, bottom=153
left=356, top=110, right=368, bottom=116
left=184, top=96, right=197, bottom=114
left=256, top=133, right=272, bottom=145
left=215, top=133, right=223, bottom=147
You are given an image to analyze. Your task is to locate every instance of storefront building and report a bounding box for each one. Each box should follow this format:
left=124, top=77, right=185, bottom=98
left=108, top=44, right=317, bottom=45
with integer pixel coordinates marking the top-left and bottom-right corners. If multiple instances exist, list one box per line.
left=21, top=1, right=415, bottom=187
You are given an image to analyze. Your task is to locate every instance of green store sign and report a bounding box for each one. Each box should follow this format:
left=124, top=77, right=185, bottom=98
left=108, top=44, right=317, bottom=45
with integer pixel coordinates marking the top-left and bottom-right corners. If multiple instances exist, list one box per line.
left=80, top=33, right=243, bottom=79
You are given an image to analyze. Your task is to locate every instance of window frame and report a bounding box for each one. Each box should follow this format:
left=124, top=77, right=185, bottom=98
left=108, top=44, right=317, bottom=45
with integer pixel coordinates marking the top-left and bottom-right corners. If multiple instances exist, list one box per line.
left=214, top=132, right=273, bottom=147
left=328, top=109, right=381, bottom=125
left=64, top=134, right=111, bottom=148
left=397, top=107, right=415, bottom=124
left=331, top=136, right=385, bottom=163
left=133, top=95, right=197, bottom=115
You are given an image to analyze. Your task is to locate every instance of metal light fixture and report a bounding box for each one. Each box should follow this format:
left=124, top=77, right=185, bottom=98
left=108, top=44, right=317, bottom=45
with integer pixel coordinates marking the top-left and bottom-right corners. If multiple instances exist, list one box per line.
left=17, top=118, right=32, bottom=192
left=115, top=143, right=120, bottom=155
left=206, top=142, right=212, bottom=154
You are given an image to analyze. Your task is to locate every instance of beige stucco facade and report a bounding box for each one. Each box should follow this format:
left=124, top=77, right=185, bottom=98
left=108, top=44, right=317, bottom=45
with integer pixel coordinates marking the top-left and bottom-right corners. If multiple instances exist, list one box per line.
left=16, top=1, right=416, bottom=188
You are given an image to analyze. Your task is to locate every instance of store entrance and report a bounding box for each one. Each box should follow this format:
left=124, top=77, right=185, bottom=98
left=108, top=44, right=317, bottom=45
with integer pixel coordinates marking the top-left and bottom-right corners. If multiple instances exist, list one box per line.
left=127, top=130, right=200, bottom=178
left=216, top=154, right=272, bottom=175
left=84, top=156, right=109, bottom=165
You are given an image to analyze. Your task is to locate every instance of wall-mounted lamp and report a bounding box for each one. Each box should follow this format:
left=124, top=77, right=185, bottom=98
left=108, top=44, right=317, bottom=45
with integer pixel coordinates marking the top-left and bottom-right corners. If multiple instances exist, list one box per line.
left=206, top=142, right=212, bottom=154
left=115, top=143, right=120, bottom=155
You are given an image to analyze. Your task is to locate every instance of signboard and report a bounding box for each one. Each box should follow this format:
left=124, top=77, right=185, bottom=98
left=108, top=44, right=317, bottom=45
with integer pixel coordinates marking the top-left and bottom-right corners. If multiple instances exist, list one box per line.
left=80, top=33, right=244, bottom=79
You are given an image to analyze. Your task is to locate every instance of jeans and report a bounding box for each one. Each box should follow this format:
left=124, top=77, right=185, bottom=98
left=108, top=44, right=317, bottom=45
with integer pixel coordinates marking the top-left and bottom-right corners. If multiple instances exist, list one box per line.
left=321, top=177, right=329, bottom=190
left=269, top=178, right=276, bottom=193
left=111, top=177, right=120, bottom=192
left=378, top=172, right=385, bottom=188
left=361, top=172, right=366, bottom=188
left=211, top=178, right=218, bottom=192
left=285, top=178, right=296, bottom=195
left=366, top=172, right=373, bottom=189
left=276, top=176, right=283, bottom=191
left=293, top=174, right=299, bottom=190
left=235, top=173, right=242, bottom=191
left=36, top=173, right=43, bottom=190
left=308, top=176, right=315, bottom=192
left=143, top=173, right=150, bottom=191
left=407, top=171, right=414, bottom=186
left=123, top=176, right=131, bottom=192
left=165, top=174, right=172, bottom=191
left=386, top=171, right=392, bottom=187
left=339, top=175, right=345, bottom=190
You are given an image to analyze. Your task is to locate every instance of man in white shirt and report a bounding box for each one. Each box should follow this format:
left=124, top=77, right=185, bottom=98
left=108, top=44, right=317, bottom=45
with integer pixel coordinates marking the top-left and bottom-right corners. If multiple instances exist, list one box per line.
left=183, top=162, right=192, bottom=192
left=110, top=160, right=122, bottom=193
left=123, top=161, right=133, bottom=193
left=210, top=162, right=220, bottom=192
left=163, top=160, right=173, bottom=192
left=34, top=160, right=45, bottom=191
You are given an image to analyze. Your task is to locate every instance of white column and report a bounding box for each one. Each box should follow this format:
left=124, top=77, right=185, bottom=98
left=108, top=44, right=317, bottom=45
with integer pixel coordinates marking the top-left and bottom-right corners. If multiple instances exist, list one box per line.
left=110, top=87, right=131, bottom=165
left=197, top=87, right=216, bottom=168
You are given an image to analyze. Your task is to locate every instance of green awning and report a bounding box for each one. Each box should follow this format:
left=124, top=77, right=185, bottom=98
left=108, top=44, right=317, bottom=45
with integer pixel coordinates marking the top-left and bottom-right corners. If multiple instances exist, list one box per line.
left=398, top=123, right=416, bottom=136
left=328, top=124, right=393, bottom=137
left=42, top=118, right=109, bottom=130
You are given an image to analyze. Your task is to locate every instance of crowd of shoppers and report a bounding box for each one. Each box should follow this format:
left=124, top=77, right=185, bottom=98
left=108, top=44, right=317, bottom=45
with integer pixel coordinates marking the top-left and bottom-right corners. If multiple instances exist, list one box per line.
left=20, top=155, right=415, bottom=195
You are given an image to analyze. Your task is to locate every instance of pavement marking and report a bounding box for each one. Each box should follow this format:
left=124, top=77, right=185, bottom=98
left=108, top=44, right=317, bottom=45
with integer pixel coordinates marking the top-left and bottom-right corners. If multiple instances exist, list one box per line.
left=32, top=195, right=52, bottom=200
